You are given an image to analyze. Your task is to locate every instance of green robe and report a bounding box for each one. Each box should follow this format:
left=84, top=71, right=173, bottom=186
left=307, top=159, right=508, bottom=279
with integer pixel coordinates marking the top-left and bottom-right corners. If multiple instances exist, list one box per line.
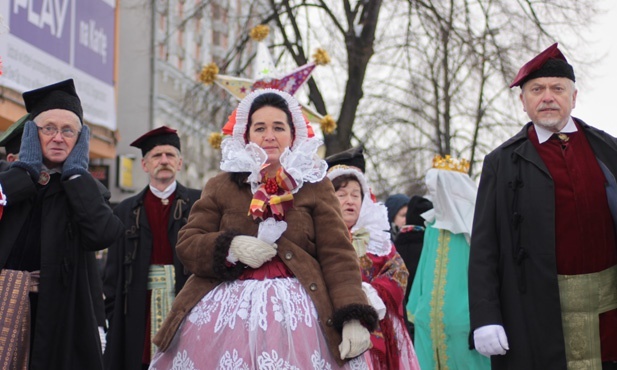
left=407, top=223, right=489, bottom=369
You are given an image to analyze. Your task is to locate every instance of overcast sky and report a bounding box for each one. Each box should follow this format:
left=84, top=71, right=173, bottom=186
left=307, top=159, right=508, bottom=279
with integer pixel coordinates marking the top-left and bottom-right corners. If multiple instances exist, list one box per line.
left=572, top=0, right=617, bottom=136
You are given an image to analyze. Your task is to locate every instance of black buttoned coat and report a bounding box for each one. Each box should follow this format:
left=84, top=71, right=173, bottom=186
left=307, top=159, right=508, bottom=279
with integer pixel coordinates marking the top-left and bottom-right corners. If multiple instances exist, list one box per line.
left=102, top=182, right=200, bottom=370
left=0, top=168, right=123, bottom=370
left=469, top=118, right=617, bottom=370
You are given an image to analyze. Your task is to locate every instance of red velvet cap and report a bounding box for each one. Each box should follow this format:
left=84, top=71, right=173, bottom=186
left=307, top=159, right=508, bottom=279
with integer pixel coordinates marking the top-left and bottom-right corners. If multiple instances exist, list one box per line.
left=510, top=43, right=575, bottom=88
left=130, top=126, right=181, bottom=156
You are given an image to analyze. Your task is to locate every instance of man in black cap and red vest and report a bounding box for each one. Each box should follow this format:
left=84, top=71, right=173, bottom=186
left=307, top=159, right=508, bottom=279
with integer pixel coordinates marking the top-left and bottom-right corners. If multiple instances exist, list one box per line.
left=469, top=43, right=617, bottom=369
left=0, top=79, right=124, bottom=370
left=103, top=126, right=201, bottom=370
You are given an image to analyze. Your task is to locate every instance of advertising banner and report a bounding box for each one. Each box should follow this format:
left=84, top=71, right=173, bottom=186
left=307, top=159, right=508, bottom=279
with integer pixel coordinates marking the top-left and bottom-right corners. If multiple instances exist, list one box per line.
left=0, top=0, right=116, bottom=130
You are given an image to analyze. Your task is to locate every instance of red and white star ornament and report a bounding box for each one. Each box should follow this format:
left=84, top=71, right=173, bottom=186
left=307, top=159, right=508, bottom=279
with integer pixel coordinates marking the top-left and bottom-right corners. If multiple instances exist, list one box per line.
left=199, top=24, right=336, bottom=148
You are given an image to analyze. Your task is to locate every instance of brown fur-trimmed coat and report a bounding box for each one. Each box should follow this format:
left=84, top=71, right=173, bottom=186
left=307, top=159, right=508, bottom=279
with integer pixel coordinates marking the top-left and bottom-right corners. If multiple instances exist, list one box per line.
left=153, top=172, right=377, bottom=365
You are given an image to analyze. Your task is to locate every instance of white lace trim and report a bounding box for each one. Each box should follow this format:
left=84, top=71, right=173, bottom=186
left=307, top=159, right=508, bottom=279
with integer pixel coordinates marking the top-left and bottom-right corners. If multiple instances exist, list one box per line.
left=220, top=139, right=267, bottom=187
left=155, top=348, right=368, bottom=370
left=326, top=166, right=370, bottom=196
left=279, top=139, right=328, bottom=192
left=188, top=278, right=317, bottom=333
left=352, top=195, right=392, bottom=256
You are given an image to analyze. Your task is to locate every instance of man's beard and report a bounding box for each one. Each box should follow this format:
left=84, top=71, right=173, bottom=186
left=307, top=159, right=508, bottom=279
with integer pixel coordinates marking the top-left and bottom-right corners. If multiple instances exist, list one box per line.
left=534, top=103, right=566, bottom=131
left=534, top=117, right=565, bottom=131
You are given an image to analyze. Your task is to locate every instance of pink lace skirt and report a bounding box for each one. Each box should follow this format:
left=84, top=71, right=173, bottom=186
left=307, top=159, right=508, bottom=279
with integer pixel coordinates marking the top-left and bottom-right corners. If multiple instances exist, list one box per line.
left=149, top=276, right=372, bottom=369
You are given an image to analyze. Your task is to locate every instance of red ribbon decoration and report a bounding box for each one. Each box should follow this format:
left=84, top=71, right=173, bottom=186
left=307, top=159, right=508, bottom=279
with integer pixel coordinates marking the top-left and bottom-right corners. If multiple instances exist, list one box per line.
left=249, top=165, right=297, bottom=221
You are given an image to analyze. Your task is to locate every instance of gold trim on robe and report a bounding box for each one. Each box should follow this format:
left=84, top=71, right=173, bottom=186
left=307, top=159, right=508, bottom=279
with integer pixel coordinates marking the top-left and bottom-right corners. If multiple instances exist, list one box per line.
left=147, top=264, right=176, bottom=359
left=558, top=265, right=617, bottom=370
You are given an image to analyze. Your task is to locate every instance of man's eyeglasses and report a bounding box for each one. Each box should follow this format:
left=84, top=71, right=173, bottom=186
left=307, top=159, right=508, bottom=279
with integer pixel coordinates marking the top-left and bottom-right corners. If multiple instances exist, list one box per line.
left=37, top=125, right=80, bottom=139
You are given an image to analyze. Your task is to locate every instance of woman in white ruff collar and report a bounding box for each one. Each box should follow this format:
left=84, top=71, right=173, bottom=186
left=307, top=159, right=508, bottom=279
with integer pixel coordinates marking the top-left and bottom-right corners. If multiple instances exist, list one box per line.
left=149, top=89, right=378, bottom=369
left=326, top=160, right=420, bottom=370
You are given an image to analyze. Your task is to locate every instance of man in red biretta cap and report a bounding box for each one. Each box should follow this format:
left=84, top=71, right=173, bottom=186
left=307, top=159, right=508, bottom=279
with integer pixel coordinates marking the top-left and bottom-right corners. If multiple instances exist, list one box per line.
left=102, top=126, right=201, bottom=370
left=468, top=43, right=617, bottom=370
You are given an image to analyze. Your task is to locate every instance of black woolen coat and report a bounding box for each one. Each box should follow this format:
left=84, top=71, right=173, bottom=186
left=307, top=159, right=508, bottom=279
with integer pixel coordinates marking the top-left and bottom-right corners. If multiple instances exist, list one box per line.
left=103, top=183, right=200, bottom=370
left=0, top=168, right=123, bottom=370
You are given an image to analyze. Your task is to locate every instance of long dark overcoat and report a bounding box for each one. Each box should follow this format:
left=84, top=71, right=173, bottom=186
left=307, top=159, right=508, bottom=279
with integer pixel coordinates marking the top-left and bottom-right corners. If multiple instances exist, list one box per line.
left=469, top=119, right=617, bottom=370
left=0, top=167, right=124, bottom=370
left=103, top=182, right=200, bottom=370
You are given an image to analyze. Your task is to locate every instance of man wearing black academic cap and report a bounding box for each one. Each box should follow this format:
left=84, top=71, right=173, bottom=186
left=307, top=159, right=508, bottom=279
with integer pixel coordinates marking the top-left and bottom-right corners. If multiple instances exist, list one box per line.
left=0, top=79, right=123, bottom=370
left=103, top=126, right=201, bottom=370
left=469, top=43, right=617, bottom=370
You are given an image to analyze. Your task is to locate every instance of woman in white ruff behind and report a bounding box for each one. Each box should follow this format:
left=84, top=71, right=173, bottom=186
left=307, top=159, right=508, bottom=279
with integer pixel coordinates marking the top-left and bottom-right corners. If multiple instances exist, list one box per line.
left=149, top=89, right=378, bottom=369
left=326, top=160, right=420, bottom=370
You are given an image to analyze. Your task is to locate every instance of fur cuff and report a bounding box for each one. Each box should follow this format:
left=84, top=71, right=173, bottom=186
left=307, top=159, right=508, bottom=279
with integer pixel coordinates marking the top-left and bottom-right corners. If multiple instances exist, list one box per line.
left=212, top=229, right=245, bottom=280
left=332, top=303, right=379, bottom=332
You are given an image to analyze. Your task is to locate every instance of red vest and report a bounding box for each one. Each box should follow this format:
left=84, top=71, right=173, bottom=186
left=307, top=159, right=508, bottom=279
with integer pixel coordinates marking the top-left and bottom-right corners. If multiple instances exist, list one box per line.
left=530, top=124, right=617, bottom=361
left=144, top=189, right=175, bottom=264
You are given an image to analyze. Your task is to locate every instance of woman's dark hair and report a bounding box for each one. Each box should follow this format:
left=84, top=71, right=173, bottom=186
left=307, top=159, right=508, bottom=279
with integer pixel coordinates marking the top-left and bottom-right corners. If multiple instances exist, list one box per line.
left=331, top=174, right=364, bottom=200
left=244, top=92, right=295, bottom=142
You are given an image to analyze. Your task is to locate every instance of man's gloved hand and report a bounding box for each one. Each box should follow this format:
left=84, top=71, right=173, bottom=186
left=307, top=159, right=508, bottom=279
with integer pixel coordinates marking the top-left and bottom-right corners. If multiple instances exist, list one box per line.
left=474, top=324, right=509, bottom=357
left=228, top=235, right=277, bottom=269
left=339, top=319, right=371, bottom=360
left=10, top=121, right=43, bottom=181
left=62, top=125, right=90, bottom=180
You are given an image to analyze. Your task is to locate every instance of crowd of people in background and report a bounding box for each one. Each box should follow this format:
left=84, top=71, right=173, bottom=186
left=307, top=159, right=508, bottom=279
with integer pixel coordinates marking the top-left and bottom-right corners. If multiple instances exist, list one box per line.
left=1, top=42, right=617, bottom=370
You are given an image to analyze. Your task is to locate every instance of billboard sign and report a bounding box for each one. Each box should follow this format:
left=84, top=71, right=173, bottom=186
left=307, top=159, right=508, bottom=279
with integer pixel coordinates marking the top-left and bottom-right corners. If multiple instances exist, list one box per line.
left=0, top=0, right=116, bottom=130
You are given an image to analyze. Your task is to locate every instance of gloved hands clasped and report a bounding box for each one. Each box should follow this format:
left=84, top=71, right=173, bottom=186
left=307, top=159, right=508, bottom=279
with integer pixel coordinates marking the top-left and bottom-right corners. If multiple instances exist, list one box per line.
left=339, top=319, right=371, bottom=360
left=474, top=324, right=509, bottom=357
left=228, top=235, right=277, bottom=268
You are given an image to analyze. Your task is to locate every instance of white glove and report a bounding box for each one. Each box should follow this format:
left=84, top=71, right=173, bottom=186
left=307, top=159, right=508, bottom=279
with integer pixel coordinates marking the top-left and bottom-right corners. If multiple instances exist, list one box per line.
left=257, top=218, right=287, bottom=245
left=339, top=319, right=371, bottom=359
left=228, top=235, right=277, bottom=269
left=98, top=326, right=106, bottom=353
left=361, top=282, right=386, bottom=320
left=474, top=324, right=509, bottom=357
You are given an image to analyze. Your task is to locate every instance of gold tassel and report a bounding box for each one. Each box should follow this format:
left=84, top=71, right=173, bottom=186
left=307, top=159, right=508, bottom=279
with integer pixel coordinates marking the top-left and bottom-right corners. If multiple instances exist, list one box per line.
left=313, top=48, right=331, bottom=65
left=320, top=115, right=337, bottom=134
left=250, top=25, right=270, bottom=42
left=208, top=132, right=223, bottom=149
left=199, top=63, right=219, bottom=85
